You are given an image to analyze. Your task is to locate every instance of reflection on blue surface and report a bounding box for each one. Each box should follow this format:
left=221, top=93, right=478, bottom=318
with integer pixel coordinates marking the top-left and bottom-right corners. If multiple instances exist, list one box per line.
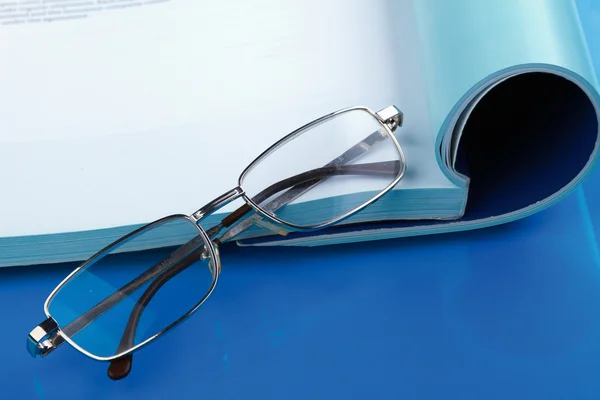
left=580, top=0, right=600, bottom=262
left=6, top=195, right=600, bottom=398
left=2, top=1, right=600, bottom=399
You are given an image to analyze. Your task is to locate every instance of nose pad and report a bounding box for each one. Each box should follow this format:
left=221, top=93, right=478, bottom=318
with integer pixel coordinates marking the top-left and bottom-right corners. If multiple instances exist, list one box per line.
left=253, top=215, right=290, bottom=236
left=201, top=243, right=220, bottom=276
left=210, top=250, right=221, bottom=275
left=208, top=260, right=215, bottom=276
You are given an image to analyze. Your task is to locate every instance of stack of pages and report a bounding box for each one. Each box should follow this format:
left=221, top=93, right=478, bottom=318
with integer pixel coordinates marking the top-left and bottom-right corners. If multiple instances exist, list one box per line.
left=0, top=0, right=599, bottom=267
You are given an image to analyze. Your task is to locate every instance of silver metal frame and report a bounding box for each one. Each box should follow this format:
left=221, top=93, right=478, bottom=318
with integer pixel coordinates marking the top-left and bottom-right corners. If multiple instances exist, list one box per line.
left=238, top=105, right=405, bottom=231
left=34, top=214, right=220, bottom=362
left=192, top=187, right=244, bottom=221
left=27, top=104, right=406, bottom=367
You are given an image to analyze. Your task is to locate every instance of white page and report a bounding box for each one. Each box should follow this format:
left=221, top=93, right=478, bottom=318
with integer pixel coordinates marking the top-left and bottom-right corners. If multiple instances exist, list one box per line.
left=0, top=0, right=455, bottom=237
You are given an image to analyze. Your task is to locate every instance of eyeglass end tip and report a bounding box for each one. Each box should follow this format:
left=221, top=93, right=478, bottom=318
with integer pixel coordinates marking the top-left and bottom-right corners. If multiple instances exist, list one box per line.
left=108, top=355, right=133, bottom=381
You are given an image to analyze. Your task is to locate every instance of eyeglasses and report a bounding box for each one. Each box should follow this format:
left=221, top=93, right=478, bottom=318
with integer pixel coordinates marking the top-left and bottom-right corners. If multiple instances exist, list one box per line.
left=26, top=105, right=406, bottom=380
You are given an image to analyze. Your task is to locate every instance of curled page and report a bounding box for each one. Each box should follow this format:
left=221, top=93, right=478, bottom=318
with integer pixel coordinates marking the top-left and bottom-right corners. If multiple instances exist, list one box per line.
left=239, top=0, right=600, bottom=247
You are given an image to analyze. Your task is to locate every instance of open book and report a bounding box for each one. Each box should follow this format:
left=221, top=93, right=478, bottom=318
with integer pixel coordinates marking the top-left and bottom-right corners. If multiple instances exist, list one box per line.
left=1, top=0, right=599, bottom=267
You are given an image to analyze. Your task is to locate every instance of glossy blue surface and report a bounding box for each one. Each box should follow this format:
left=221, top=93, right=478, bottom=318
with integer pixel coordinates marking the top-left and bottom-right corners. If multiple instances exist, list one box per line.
left=4, top=2, right=600, bottom=399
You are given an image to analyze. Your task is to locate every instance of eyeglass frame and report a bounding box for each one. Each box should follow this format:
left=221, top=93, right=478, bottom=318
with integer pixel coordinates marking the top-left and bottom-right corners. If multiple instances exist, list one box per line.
left=26, top=104, right=406, bottom=378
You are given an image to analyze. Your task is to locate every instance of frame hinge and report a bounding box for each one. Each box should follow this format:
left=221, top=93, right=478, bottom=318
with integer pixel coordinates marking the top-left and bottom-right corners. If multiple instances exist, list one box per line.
left=27, top=317, right=62, bottom=358
left=376, top=105, right=403, bottom=131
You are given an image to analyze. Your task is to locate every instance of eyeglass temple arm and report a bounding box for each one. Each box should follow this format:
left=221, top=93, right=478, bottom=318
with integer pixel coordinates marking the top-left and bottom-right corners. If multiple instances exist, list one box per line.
left=30, top=109, right=404, bottom=363
left=105, top=160, right=402, bottom=379
left=59, top=161, right=402, bottom=343
left=107, top=249, right=205, bottom=379
left=54, top=129, right=401, bottom=349
left=220, top=160, right=402, bottom=231
left=52, top=126, right=396, bottom=351
left=43, top=120, right=401, bottom=367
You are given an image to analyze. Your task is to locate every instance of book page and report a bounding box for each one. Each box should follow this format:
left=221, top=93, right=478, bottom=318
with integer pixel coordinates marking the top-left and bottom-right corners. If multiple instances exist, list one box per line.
left=0, top=0, right=455, bottom=237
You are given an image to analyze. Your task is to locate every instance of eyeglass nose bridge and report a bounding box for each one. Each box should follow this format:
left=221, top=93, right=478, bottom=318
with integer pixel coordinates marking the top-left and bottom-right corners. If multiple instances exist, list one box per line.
left=191, top=186, right=244, bottom=222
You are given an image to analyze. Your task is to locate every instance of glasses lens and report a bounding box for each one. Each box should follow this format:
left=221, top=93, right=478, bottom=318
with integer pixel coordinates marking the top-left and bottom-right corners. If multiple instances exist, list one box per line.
left=240, top=108, right=404, bottom=228
left=46, top=216, right=217, bottom=359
